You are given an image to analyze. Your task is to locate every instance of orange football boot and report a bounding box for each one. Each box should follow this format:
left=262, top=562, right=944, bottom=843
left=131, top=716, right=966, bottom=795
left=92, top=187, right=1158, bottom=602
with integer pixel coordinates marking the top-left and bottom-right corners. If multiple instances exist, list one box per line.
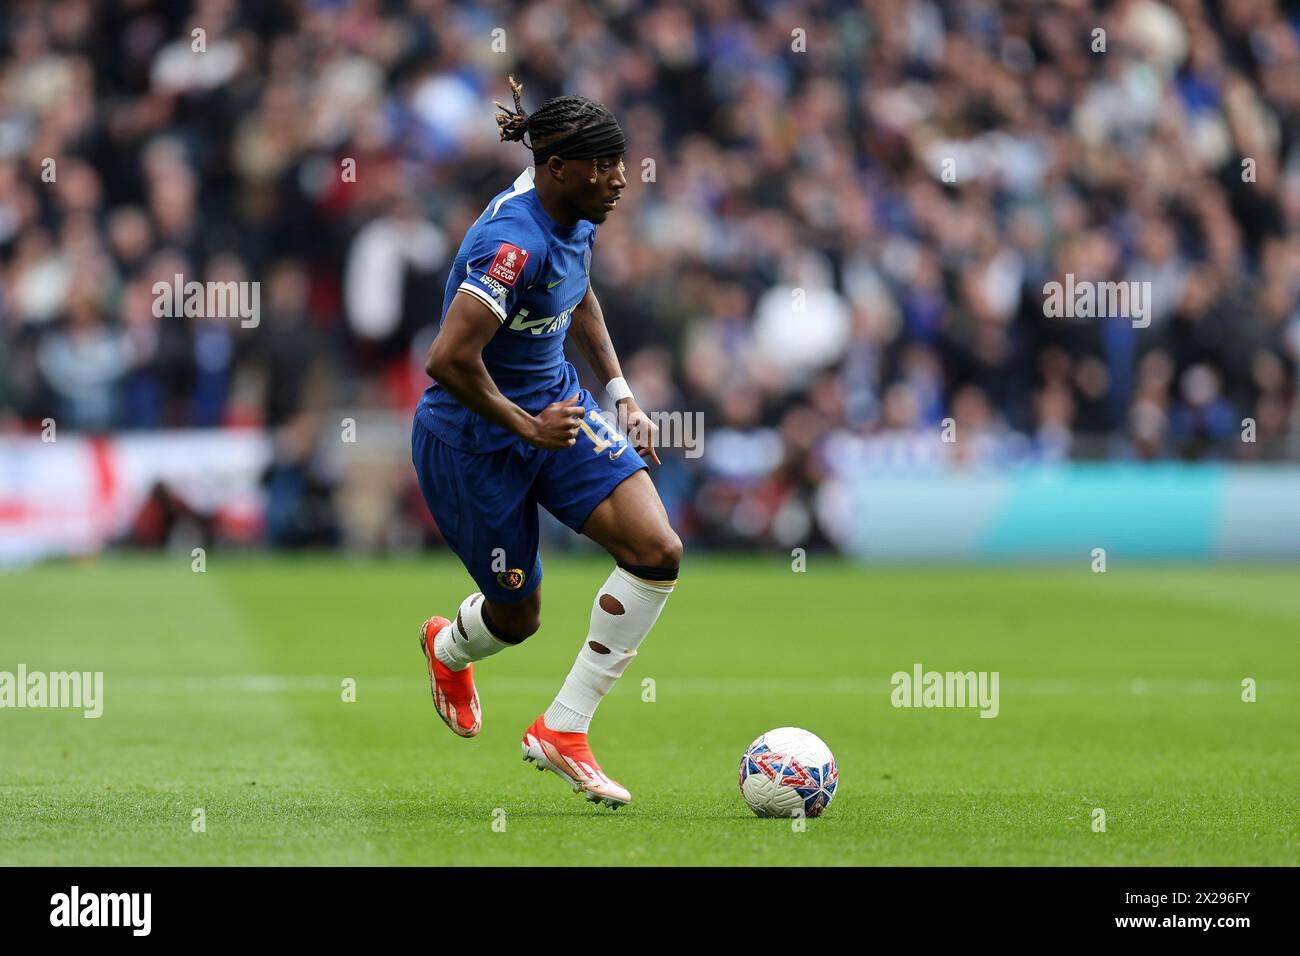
left=418, top=616, right=482, bottom=738
left=521, top=714, right=631, bottom=808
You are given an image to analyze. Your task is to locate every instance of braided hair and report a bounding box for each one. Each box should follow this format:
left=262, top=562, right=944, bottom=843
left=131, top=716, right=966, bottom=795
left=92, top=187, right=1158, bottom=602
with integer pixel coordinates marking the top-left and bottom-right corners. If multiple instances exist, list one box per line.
left=494, top=75, right=624, bottom=169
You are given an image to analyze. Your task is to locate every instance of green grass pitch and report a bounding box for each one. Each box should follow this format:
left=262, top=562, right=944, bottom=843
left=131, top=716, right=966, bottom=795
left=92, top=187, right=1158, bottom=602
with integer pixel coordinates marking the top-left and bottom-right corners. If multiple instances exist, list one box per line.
left=1, top=556, right=1297, bottom=866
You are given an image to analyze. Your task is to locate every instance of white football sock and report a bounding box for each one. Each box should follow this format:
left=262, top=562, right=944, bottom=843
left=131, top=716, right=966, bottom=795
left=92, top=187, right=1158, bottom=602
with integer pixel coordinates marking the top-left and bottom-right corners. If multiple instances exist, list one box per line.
left=434, top=592, right=512, bottom=671
left=544, top=567, right=675, bottom=733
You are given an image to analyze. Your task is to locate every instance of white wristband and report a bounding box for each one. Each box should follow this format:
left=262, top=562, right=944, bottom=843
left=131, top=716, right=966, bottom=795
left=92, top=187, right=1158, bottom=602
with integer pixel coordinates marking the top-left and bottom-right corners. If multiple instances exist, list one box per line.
left=606, top=376, right=634, bottom=403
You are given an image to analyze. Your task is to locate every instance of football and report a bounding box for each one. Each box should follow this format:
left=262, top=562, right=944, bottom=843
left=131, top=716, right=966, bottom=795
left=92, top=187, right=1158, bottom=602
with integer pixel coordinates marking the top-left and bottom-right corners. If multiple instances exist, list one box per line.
left=739, top=727, right=838, bottom=819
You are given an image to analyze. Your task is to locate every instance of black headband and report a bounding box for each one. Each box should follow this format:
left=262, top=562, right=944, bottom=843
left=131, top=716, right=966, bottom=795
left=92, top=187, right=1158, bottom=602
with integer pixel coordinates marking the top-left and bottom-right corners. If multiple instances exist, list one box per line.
left=531, top=117, right=626, bottom=164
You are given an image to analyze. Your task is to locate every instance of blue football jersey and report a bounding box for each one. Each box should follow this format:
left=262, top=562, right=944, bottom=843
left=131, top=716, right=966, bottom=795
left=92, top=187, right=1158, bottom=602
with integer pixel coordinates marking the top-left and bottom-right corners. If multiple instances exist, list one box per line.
left=417, top=167, right=597, bottom=452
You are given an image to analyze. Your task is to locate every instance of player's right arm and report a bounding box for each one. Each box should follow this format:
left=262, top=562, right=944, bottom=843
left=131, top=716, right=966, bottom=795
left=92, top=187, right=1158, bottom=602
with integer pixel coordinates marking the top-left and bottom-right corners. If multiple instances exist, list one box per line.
left=425, top=291, right=585, bottom=449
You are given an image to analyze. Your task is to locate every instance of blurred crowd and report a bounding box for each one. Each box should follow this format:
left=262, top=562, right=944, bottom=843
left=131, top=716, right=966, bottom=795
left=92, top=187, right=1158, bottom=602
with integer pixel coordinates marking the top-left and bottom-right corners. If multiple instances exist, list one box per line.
left=1, top=0, right=1299, bottom=552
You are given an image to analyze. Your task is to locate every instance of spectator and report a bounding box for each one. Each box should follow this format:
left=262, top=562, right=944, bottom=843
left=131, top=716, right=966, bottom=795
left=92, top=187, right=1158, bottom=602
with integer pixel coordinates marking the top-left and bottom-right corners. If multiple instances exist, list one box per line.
left=0, top=0, right=1296, bottom=554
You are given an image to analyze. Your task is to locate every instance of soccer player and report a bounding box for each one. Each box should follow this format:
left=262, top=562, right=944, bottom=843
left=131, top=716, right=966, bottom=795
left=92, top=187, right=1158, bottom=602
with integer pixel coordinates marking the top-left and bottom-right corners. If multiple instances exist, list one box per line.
left=411, top=77, right=681, bottom=808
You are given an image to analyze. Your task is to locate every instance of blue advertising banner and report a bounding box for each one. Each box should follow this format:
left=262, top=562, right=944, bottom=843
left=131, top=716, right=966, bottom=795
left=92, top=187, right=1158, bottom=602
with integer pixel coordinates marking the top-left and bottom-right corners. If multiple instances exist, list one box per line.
left=837, top=465, right=1300, bottom=560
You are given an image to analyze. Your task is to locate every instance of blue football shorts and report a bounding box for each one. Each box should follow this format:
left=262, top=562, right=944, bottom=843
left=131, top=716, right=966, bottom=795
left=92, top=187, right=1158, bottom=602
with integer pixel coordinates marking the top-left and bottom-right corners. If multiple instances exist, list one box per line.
left=411, top=388, right=647, bottom=603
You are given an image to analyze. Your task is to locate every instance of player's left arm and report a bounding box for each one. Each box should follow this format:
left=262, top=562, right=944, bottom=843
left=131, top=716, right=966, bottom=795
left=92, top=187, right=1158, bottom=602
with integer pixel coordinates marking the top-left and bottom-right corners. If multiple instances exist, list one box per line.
left=569, top=283, right=660, bottom=465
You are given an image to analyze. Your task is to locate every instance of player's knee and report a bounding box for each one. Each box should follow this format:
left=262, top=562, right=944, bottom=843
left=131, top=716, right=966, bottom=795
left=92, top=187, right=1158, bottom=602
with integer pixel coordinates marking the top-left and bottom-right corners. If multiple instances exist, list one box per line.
left=484, top=595, right=541, bottom=643
left=630, top=528, right=682, bottom=572
left=661, top=529, right=684, bottom=569
left=504, top=615, right=541, bottom=642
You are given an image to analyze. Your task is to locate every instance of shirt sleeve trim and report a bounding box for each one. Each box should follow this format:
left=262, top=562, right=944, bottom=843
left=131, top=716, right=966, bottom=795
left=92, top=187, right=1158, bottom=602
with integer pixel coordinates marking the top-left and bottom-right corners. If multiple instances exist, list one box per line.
left=456, top=281, right=507, bottom=323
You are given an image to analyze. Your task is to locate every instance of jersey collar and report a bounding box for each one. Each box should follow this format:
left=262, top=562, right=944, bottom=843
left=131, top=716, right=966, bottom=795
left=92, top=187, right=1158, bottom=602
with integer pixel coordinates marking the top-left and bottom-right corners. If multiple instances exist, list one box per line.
left=518, top=167, right=582, bottom=238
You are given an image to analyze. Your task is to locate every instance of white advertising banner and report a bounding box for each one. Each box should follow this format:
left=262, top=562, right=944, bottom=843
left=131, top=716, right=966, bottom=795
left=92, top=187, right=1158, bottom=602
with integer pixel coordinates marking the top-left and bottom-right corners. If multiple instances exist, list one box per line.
left=0, top=430, right=271, bottom=567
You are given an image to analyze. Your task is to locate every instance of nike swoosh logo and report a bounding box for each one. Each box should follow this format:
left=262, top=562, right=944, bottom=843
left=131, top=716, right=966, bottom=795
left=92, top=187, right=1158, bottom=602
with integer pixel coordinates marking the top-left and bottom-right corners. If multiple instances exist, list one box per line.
left=547, top=279, right=563, bottom=288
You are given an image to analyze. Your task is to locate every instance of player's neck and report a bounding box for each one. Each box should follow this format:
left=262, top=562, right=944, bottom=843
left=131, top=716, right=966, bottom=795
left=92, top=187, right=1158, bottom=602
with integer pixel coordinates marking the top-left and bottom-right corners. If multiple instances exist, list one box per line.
left=534, top=176, right=580, bottom=229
